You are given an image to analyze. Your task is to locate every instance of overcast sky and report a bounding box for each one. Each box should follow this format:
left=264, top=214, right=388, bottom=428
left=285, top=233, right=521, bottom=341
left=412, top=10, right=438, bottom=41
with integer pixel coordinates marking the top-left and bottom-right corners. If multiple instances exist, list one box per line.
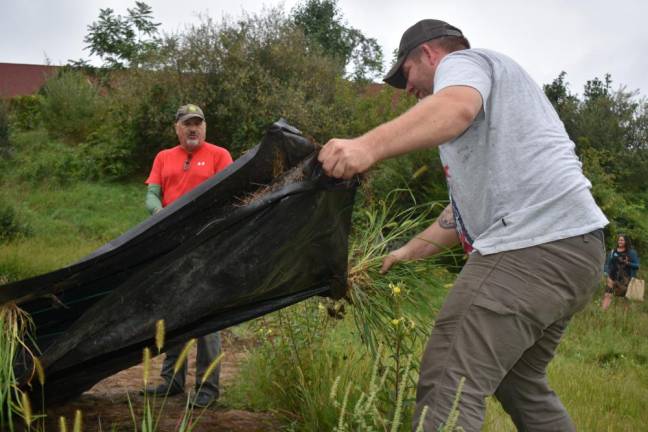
left=2, top=0, right=647, bottom=96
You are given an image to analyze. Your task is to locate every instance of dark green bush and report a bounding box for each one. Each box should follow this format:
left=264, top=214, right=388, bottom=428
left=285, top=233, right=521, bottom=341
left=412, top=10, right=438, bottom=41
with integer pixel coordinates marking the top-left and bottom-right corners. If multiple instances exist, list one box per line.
left=82, top=124, right=138, bottom=180
left=0, top=202, right=30, bottom=243
left=8, top=95, right=42, bottom=131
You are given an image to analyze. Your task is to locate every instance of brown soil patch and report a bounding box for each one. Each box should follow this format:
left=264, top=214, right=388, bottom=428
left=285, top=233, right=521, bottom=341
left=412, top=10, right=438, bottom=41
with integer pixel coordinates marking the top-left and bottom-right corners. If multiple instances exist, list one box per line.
left=44, top=331, right=279, bottom=431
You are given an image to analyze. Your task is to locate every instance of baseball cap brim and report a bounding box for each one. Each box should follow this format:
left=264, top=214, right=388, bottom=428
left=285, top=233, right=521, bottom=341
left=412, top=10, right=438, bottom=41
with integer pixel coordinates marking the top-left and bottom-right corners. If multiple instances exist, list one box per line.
left=176, top=113, right=204, bottom=123
left=383, top=55, right=408, bottom=89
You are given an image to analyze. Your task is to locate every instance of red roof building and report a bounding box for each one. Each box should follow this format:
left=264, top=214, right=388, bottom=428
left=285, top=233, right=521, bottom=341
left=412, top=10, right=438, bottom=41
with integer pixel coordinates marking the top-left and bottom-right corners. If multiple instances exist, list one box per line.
left=0, top=63, right=59, bottom=98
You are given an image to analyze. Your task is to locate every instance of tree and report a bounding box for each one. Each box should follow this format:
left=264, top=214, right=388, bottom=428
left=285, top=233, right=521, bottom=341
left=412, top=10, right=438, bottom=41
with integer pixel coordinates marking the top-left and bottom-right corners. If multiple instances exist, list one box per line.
left=291, top=0, right=383, bottom=81
left=543, top=71, right=580, bottom=136
left=544, top=72, right=648, bottom=254
left=81, top=1, right=161, bottom=69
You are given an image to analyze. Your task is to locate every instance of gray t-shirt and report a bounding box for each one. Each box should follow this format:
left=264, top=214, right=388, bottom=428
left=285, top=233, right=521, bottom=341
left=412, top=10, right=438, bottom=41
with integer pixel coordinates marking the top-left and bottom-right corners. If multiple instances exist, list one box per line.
left=433, top=48, right=608, bottom=255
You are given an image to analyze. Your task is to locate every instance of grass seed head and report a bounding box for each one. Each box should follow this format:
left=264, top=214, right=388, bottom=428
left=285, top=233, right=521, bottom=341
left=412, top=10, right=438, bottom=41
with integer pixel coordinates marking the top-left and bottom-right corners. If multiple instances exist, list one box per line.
left=59, top=416, right=68, bottom=432
left=142, top=347, right=151, bottom=387
left=201, top=352, right=224, bottom=385
left=34, top=356, right=45, bottom=386
left=21, top=392, right=32, bottom=426
left=173, top=338, right=196, bottom=374
left=73, top=409, right=82, bottom=432
left=155, top=319, right=165, bottom=353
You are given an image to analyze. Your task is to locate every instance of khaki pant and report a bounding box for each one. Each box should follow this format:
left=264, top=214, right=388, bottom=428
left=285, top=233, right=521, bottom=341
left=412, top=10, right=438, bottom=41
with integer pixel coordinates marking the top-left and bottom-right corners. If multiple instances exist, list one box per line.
left=414, top=231, right=605, bottom=431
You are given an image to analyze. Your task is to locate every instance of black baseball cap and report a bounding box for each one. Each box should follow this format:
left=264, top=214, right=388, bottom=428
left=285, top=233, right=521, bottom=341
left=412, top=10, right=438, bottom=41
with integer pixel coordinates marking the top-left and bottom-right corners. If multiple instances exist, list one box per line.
left=383, top=19, right=465, bottom=89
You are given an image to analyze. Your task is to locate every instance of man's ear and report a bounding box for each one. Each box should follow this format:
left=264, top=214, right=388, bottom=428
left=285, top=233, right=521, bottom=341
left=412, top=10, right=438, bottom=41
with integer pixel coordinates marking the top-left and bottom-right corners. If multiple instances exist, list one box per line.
left=420, top=43, right=440, bottom=66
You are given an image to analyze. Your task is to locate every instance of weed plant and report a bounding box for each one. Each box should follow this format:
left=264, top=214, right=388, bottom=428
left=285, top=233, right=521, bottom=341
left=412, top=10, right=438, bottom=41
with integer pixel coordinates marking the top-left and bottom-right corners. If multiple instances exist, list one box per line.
left=346, top=191, right=457, bottom=352
left=0, top=303, right=38, bottom=431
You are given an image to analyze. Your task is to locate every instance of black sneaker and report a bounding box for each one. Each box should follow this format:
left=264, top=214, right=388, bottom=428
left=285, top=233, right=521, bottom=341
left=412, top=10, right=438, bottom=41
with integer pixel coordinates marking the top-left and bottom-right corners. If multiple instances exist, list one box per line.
left=141, top=382, right=184, bottom=397
left=191, top=392, right=217, bottom=408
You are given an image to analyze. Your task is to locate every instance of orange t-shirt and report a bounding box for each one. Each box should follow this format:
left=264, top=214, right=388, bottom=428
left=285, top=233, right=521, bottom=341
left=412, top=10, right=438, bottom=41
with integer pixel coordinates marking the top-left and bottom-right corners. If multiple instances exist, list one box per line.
left=145, top=142, right=233, bottom=207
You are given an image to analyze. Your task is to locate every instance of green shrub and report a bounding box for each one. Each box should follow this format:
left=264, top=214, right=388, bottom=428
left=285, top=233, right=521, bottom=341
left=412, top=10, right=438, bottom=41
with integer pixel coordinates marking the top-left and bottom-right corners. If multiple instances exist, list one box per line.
left=0, top=203, right=30, bottom=244
left=8, top=95, right=42, bottom=131
left=100, top=10, right=402, bottom=174
left=113, top=76, right=181, bottom=171
left=40, top=70, right=105, bottom=143
left=82, top=124, right=138, bottom=180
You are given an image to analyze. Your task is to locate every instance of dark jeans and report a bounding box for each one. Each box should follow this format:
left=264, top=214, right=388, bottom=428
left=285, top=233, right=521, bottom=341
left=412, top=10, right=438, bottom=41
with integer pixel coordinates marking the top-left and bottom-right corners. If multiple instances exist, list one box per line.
left=161, top=331, right=221, bottom=398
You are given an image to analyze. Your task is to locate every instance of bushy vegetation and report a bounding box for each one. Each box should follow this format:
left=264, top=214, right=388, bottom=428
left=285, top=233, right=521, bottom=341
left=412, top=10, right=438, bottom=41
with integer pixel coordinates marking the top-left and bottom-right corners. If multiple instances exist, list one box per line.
left=39, top=70, right=107, bottom=143
left=1, top=3, right=416, bottom=184
left=0, top=203, right=30, bottom=245
left=0, top=1, right=647, bottom=430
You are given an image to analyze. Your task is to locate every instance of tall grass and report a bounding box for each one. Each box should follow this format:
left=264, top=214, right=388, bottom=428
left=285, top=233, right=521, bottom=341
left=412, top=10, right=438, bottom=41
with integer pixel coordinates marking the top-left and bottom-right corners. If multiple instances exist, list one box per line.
left=0, top=303, right=36, bottom=431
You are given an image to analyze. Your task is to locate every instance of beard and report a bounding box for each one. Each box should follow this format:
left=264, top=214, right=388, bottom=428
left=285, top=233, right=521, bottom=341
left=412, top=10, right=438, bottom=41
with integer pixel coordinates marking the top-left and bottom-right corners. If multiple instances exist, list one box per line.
left=185, top=137, right=200, bottom=151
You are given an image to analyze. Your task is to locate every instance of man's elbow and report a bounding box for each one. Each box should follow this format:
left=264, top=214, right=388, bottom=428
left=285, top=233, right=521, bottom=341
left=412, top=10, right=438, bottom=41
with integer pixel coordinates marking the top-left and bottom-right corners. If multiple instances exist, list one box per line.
left=456, top=104, right=478, bottom=129
left=444, top=102, right=478, bottom=138
left=436, top=87, right=482, bottom=135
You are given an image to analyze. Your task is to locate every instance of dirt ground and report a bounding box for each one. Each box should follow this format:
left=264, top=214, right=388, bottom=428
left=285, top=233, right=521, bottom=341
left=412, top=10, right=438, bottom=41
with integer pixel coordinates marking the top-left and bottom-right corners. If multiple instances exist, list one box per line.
left=44, top=331, right=279, bottom=431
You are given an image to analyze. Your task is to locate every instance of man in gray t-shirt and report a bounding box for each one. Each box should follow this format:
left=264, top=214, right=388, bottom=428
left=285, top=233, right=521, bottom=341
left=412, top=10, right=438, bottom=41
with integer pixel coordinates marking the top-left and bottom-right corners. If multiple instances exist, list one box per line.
left=319, top=19, right=607, bottom=432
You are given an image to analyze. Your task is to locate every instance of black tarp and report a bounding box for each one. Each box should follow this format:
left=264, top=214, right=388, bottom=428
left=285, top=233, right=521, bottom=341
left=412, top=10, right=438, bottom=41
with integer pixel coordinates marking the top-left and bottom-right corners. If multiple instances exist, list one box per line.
left=0, top=120, right=356, bottom=403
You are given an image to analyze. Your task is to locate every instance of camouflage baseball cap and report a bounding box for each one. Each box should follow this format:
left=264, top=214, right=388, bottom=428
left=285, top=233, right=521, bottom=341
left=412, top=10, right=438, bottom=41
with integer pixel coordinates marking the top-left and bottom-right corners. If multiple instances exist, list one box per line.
left=175, top=104, right=205, bottom=123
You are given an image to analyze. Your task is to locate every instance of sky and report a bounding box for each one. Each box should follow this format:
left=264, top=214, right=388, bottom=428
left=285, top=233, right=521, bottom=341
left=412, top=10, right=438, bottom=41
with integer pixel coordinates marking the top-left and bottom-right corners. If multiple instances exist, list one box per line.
left=1, top=0, right=647, bottom=96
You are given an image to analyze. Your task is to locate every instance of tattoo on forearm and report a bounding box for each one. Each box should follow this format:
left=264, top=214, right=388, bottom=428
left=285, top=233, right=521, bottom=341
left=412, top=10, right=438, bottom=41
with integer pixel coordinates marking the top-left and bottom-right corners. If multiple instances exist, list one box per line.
left=438, top=206, right=456, bottom=229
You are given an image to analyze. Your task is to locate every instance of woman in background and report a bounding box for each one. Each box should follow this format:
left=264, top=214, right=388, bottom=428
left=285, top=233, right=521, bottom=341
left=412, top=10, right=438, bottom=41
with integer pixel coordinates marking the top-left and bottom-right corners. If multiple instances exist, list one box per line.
left=602, top=234, right=640, bottom=310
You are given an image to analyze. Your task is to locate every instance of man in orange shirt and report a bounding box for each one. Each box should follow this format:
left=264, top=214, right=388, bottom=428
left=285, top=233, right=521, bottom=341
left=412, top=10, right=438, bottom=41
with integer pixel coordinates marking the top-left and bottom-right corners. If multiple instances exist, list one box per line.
left=143, top=104, right=233, bottom=408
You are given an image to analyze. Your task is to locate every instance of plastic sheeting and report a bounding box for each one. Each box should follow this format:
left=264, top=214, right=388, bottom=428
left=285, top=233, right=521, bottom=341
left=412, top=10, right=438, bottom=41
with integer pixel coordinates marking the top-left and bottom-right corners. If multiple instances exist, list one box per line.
left=1, top=120, right=356, bottom=403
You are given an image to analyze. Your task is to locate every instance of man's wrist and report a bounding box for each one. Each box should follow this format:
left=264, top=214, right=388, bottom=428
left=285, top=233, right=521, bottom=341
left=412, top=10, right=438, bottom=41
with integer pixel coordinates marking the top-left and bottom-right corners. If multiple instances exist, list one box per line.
left=358, top=133, right=381, bottom=167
